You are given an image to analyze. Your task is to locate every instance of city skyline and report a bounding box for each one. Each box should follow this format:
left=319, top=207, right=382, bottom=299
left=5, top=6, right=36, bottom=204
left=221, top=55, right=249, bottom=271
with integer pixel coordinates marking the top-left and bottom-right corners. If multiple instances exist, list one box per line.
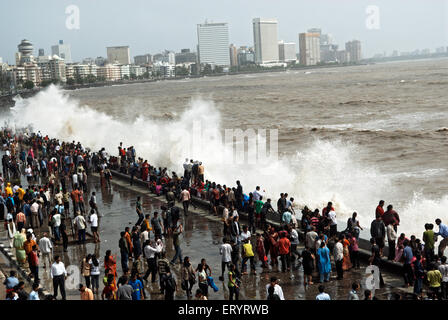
left=0, top=0, right=447, bottom=64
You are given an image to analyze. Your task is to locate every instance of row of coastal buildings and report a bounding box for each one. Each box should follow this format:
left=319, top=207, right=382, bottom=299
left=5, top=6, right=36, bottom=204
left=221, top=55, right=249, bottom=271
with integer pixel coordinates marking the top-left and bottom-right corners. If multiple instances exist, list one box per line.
left=0, top=18, right=362, bottom=89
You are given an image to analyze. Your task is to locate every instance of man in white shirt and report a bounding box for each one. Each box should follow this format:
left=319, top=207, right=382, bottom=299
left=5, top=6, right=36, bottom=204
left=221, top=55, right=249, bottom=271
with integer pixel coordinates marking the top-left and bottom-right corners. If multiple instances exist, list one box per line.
left=73, top=212, right=87, bottom=244
left=239, top=225, right=251, bottom=242
left=387, top=223, right=397, bottom=261
left=30, top=200, right=40, bottom=229
left=252, top=186, right=263, bottom=202
left=328, top=210, right=338, bottom=237
left=219, top=238, right=233, bottom=280
left=334, top=236, right=344, bottom=280
left=265, top=277, right=285, bottom=300
left=51, top=256, right=67, bottom=300
left=72, top=172, right=78, bottom=189
left=306, top=227, right=318, bottom=253
left=38, top=233, right=53, bottom=269
left=143, top=239, right=163, bottom=283
left=89, top=210, right=100, bottom=243
left=316, top=285, right=331, bottom=300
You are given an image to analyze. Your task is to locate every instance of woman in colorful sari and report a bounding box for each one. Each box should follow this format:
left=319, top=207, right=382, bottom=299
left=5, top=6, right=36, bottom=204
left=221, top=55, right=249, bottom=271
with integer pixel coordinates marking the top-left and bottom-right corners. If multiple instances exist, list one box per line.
left=141, top=161, right=149, bottom=182
left=394, top=233, right=408, bottom=262
left=342, top=234, right=352, bottom=271
left=104, top=250, right=117, bottom=287
left=317, top=241, right=331, bottom=283
left=13, top=228, right=27, bottom=265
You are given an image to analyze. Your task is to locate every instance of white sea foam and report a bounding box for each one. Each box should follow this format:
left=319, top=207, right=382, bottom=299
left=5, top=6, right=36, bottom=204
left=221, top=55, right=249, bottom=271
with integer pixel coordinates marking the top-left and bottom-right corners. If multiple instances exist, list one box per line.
left=4, top=85, right=447, bottom=241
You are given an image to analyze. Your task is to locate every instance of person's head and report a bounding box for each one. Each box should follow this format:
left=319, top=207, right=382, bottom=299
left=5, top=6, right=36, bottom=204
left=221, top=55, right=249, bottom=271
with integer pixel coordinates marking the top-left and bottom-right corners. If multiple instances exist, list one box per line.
left=387, top=204, right=393, bottom=211
left=403, top=239, right=409, bottom=247
left=436, top=218, right=442, bottom=226
left=318, top=285, right=325, bottom=293
left=352, top=212, right=357, bottom=219
left=125, top=227, right=130, bottom=233
left=137, top=196, right=141, bottom=201
left=379, top=200, right=384, bottom=207
left=270, top=277, right=278, bottom=285
left=79, top=284, right=86, bottom=292
left=120, top=231, right=125, bottom=238
left=131, top=272, right=138, bottom=281
left=195, top=289, right=203, bottom=298
left=32, top=283, right=39, bottom=291
left=352, top=282, right=359, bottom=291
left=441, top=256, right=447, bottom=264
left=364, top=290, right=372, bottom=300
left=54, top=255, right=61, bottom=263
left=145, top=214, right=150, bottom=219
left=320, top=241, right=326, bottom=248
left=183, top=256, right=190, bottom=266
left=9, top=270, right=16, bottom=278
left=223, top=237, right=228, bottom=244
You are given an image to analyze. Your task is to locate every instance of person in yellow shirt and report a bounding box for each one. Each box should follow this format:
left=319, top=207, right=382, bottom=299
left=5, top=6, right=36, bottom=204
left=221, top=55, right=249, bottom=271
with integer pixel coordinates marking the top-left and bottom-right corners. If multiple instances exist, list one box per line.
left=241, top=239, right=256, bottom=275
left=17, top=186, right=25, bottom=201
left=427, top=263, right=443, bottom=299
left=5, top=182, right=12, bottom=197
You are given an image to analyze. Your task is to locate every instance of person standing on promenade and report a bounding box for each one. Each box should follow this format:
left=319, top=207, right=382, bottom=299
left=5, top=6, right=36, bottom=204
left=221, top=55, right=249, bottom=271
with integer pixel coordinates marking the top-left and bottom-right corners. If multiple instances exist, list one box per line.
left=438, top=256, right=448, bottom=299
left=387, top=221, right=397, bottom=261
left=375, top=200, right=385, bottom=219
left=383, top=205, right=400, bottom=232
left=370, top=215, right=386, bottom=256
left=317, top=241, right=331, bottom=283
left=180, top=187, right=191, bottom=216
left=435, top=218, right=448, bottom=257
left=51, top=255, right=67, bottom=300
left=402, top=239, right=414, bottom=288
left=89, top=209, right=100, bottom=243
left=423, top=223, right=435, bottom=266
left=219, top=238, right=232, bottom=281
left=135, top=196, right=144, bottom=227
left=334, top=235, right=344, bottom=280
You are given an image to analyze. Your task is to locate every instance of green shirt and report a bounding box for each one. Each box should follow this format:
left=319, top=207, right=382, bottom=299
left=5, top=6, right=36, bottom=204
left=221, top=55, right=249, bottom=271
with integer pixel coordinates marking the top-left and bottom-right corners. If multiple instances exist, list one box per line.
left=423, top=230, right=435, bottom=250
left=228, top=271, right=236, bottom=288
left=255, top=200, right=264, bottom=215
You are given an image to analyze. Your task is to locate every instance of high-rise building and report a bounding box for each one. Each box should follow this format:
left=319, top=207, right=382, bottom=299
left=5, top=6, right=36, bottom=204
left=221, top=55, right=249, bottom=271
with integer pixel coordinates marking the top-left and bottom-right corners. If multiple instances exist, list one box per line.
left=299, top=33, right=321, bottom=66
left=345, top=40, right=362, bottom=62
left=253, top=18, right=279, bottom=64
left=38, top=49, right=45, bottom=57
left=175, top=49, right=197, bottom=64
left=229, top=44, right=238, bottom=67
left=197, top=22, right=230, bottom=66
left=107, top=46, right=131, bottom=65
left=51, top=40, right=72, bottom=63
left=134, top=54, right=152, bottom=65
left=95, top=56, right=107, bottom=66
left=17, top=39, right=34, bottom=65
left=278, top=41, right=296, bottom=62
left=97, top=64, right=121, bottom=81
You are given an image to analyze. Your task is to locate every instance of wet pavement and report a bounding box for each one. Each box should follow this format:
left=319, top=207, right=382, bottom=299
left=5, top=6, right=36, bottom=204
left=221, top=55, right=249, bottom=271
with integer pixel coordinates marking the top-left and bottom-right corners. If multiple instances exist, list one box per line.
left=0, top=173, right=415, bottom=300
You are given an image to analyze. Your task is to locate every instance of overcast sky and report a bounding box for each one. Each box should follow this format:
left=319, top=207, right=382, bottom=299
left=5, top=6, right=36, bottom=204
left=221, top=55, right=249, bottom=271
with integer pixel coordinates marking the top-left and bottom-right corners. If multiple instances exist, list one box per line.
left=0, top=0, right=447, bottom=64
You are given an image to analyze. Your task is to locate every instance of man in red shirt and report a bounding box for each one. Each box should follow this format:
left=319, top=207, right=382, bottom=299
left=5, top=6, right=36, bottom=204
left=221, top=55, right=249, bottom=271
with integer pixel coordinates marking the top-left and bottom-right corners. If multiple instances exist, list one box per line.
left=322, top=202, right=334, bottom=218
left=376, top=200, right=385, bottom=219
left=278, top=231, right=291, bottom=272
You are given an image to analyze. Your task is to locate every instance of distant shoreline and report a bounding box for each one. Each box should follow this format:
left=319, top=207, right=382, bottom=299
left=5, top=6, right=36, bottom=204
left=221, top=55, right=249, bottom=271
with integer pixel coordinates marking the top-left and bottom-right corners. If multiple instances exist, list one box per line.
left=1, top=55, right=447, bottom=108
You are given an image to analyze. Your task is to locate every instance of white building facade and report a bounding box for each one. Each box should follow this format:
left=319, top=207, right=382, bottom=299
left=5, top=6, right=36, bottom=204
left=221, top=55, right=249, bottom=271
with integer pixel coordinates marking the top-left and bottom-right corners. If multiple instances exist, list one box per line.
left=253, top=18, right=279, bottom=64
left=197, top=22, right=230, bottom=66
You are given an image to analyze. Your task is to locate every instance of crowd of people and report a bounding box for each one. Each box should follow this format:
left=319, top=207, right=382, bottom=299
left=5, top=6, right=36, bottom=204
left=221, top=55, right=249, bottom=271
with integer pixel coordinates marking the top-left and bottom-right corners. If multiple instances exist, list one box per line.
left=0, top=127, right=447, bottom=301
